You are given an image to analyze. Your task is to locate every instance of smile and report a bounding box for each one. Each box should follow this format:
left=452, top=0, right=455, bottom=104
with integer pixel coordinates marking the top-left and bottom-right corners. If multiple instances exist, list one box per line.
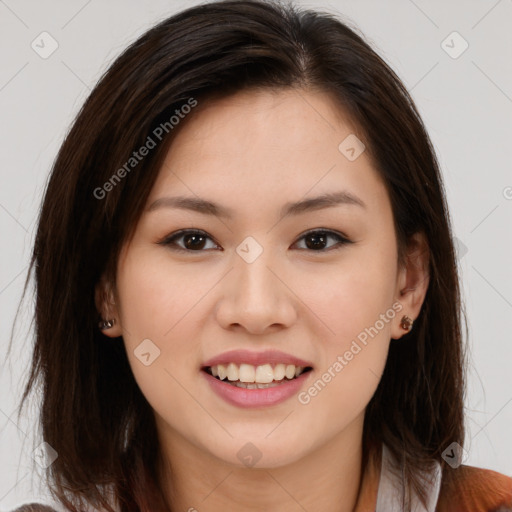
left=201, top=363, right=313, bottom=408
left=205, top=363, right=312, bottom=388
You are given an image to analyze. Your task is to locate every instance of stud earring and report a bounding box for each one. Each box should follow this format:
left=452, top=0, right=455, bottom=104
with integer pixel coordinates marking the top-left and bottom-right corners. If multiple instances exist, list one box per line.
left=400, top=315, right=413, bottom=331
left=99, top=318, right=115, bottom=330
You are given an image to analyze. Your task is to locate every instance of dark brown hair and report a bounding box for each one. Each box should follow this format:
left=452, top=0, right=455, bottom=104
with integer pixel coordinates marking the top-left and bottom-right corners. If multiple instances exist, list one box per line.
left=9, top=0, right=467, bottom=510
left=12, top=505, right=58, bottom=512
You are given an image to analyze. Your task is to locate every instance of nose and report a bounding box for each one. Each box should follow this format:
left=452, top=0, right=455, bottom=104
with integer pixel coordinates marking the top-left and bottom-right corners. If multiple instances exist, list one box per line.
left=214, top=249, right=297, bottom=335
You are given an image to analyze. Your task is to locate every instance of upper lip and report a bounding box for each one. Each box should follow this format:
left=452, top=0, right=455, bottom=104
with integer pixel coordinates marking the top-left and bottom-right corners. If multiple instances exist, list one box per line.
left=202, top=349, right=314, bottom=369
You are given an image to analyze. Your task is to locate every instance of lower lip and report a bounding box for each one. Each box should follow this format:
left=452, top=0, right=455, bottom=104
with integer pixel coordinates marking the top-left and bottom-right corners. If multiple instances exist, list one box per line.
left=201, top=370, right=312, bottom=408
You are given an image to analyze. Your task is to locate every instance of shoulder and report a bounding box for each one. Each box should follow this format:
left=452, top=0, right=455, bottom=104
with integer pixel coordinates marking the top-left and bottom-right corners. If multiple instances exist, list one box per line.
left=437, top=464, right=512, bottom=512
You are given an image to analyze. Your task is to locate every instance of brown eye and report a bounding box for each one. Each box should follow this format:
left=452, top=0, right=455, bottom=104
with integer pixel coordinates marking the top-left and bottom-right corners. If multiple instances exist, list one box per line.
left=293, top=229, right=353, bottom=252
left=160, top=230, right=220, bottom=252
left=159, top=228, right=353, bottom=253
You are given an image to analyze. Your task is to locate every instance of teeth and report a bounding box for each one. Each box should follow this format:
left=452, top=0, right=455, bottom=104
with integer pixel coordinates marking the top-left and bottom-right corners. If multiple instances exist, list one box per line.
left=226, top=363, right=238, bottom=381
left=217, top=364, right=227, bottom=381
left=232, top=381, right=282, bottom=389
left=239, top=363, right=256, bottom=382
left=273, top=363, right=285, bottom=380
left=208, top=363, right=307, bottom=383
left=255, top=364, right=274, bottom=383
left=285, top=364, right=296, bottom=379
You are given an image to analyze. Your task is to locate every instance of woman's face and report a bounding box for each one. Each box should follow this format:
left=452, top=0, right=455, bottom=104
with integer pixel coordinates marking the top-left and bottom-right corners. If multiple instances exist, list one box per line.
left=99, top=88, right=427, bottom=468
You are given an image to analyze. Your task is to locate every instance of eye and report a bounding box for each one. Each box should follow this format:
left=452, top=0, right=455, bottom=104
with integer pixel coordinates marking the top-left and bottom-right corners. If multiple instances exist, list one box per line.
left=292, top=229, right=353, bottom=252
left=158, top=229, right=220, bottom=252
left=158, top=228, right=353, bottom=253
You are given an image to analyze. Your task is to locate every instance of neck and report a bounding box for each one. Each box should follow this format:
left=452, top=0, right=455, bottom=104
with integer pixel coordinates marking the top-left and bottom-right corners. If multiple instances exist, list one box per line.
left=156, top=413, right=372, bottom=512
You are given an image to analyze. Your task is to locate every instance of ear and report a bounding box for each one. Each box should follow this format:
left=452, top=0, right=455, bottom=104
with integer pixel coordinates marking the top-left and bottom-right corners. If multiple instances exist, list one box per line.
left=390, top=231, right=430, bottom=340
left=94, top=274, right=123, bottom=338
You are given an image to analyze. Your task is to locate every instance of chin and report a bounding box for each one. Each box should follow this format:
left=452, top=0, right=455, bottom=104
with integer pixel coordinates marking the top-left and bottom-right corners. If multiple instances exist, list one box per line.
left=210, top=438, right=308, bottom=470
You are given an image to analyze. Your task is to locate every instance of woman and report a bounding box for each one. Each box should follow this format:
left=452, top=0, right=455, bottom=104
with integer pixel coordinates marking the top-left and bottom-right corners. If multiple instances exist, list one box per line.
left=9, top=0, right=512, bottom=510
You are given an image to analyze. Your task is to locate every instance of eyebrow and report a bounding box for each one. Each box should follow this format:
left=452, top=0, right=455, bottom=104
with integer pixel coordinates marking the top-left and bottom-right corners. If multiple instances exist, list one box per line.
left=146, top=190, right=366, bottom=219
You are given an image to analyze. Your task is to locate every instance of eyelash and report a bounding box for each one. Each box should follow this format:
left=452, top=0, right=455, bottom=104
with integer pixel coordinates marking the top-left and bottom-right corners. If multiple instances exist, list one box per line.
left=158, top=228, right=353, bottom=254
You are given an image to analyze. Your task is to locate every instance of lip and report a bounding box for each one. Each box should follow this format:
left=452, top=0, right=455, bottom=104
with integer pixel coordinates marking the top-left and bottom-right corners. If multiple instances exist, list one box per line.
left=201, top=349, right=314, bottom=369
left=201, top=368, right=313, bottom=408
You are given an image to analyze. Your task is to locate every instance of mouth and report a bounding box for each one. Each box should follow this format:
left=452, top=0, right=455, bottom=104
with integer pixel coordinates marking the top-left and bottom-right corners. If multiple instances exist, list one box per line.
left=202, top=363, right=313, bottom=389
left=200, top=349, right=315, bottom=407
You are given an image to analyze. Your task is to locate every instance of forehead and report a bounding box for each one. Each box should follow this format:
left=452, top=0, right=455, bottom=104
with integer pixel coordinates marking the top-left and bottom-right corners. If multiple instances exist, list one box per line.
left=148, top=88, right=386, bottom=215
left=165, top=87, right=358, bottom=157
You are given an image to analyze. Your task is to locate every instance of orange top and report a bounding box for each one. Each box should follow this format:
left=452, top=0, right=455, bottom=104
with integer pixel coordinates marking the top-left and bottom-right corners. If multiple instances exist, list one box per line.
left=437, top=464, right=512, bottom=512
left=353, top=443, right=512, bottom=512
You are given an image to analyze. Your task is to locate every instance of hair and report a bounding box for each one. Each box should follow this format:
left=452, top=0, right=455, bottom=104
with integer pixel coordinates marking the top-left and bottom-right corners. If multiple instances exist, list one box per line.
left=9, top=0, right=468, bottom=510
left=12, top=506, right=58, bottom=512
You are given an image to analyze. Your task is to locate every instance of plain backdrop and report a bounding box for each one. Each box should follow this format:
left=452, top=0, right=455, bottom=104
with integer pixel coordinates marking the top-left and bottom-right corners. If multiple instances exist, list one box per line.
left=1, top=0, right=511, bottom=509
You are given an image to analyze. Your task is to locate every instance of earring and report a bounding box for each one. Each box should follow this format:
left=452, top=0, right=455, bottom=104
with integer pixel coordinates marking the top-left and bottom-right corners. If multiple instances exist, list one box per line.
left=99, top=318, right=115, bottom=330
left=400, top=315, right=413, bottom=331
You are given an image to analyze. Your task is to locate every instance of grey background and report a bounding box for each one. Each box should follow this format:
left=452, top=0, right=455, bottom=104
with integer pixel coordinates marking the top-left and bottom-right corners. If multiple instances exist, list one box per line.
left=1, top=0, right=511, bottom=509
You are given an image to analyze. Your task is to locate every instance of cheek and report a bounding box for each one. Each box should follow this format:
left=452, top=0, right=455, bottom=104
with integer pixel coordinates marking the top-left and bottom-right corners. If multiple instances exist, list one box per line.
left=117, top=247, right=213, bottom=342
left=296, top=272, right=394, bottom=439
left=302, top=247, right=397, bottom=350
left=114, top=250, right=209, bottom=406
left=296, top=248, right=396, bottom=415
left=306, top=278, right=392, bottom=402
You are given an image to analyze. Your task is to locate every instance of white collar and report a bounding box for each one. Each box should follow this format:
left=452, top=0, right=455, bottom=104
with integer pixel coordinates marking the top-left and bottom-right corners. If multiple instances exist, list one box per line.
left=376, top=444, right=442, bottom=512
